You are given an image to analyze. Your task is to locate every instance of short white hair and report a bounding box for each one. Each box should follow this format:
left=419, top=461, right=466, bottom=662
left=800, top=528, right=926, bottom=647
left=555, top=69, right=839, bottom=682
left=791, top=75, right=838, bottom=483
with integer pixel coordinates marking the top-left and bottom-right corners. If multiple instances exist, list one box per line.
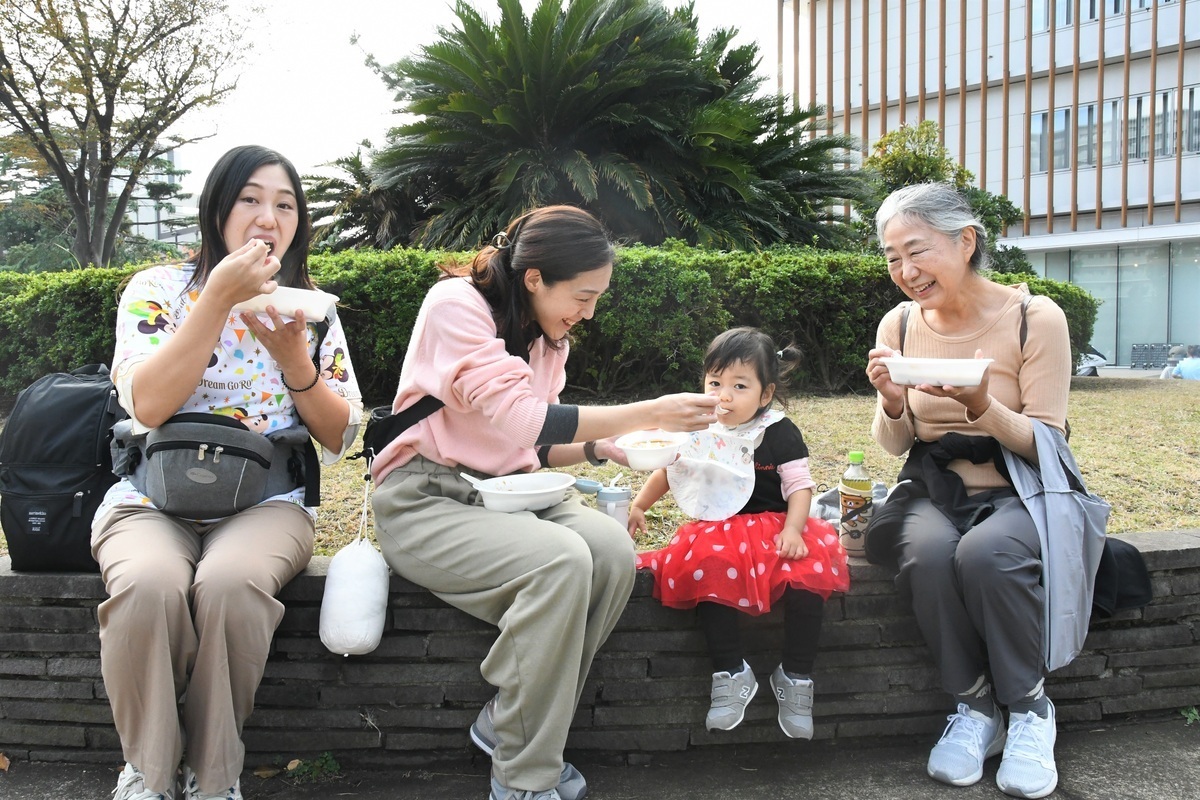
left=875, top=183, right=989, bottom=272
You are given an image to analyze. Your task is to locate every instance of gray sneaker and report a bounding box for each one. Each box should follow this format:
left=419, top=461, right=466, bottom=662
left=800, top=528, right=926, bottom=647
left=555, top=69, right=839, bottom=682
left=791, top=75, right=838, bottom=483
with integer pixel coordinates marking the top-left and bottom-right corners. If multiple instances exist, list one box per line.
left=488, top=776, right=561, bottom=800
left=769, top=664, right=815, bottom=739
left=705, top=660, right=758, bottom=731
left=112, top=763, right=174, bottom=800
left=927, top=702, right=1006, bottom=787
left=996, top=700, right=1058, bottom=799
left=472, top=695, right=588, bottom=800
left=471, top=695, right=498, bottom=755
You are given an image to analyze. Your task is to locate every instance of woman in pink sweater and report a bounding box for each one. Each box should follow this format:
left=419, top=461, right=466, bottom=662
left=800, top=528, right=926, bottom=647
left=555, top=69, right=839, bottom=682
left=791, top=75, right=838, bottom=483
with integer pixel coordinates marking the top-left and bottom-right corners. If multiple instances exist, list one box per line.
left=865, top=184, right=1071, bottom=800
left=370, top=205, right=718, bottom=800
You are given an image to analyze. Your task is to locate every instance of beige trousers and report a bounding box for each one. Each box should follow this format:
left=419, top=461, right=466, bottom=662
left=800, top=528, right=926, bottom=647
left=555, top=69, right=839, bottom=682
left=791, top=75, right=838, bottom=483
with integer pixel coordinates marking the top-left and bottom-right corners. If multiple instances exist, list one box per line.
left=372, top=457, right=636, bottom=792
left=92, top=501, right=314, bottom=795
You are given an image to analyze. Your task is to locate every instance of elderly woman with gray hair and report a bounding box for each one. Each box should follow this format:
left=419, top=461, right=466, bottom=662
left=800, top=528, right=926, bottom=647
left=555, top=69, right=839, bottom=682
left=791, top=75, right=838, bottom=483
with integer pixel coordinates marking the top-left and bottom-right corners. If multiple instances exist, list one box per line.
left=864, top=183, right=1073, bottom=799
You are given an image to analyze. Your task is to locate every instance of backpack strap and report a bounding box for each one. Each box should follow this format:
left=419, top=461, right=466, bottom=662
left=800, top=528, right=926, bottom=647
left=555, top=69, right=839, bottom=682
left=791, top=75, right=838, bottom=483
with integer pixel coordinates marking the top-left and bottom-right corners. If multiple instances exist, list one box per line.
left=898, top=302, right=913, bottom=353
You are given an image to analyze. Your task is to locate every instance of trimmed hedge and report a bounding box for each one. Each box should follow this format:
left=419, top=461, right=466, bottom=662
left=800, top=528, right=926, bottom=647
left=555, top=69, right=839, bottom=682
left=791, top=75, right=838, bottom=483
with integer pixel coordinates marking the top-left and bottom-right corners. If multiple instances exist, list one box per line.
left=0, top=247, right=1097, bottom=409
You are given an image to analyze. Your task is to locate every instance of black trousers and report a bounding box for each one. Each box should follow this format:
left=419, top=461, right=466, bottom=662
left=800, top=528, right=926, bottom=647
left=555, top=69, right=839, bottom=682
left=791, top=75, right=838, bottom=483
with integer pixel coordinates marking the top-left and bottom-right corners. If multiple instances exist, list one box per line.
left=697, top=587, right=825, bottom=675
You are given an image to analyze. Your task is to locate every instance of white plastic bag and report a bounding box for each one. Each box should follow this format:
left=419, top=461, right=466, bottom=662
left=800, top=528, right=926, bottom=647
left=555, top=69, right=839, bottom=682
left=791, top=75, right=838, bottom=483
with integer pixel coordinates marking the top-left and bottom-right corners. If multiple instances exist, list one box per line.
left=319, top=536, right=390, bottom=656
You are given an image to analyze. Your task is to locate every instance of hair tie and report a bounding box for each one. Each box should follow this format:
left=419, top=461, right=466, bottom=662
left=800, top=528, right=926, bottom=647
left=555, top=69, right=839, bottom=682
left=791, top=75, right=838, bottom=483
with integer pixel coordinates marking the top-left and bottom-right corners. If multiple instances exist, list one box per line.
left=491, top=231, right=512, bottom=250
left=776, top=350, right=784, bottom=360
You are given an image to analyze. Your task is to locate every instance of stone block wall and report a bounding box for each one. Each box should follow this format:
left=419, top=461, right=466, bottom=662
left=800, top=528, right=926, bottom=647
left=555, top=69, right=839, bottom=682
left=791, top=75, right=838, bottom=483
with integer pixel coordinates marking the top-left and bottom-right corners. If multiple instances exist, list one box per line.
left=1, top=531, right=1198, bottom=767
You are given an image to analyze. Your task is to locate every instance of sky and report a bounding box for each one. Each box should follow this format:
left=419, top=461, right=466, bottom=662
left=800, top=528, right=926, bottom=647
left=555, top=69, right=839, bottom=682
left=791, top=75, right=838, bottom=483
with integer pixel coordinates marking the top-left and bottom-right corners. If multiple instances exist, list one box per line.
left=175, top=0, right=782, bottom=202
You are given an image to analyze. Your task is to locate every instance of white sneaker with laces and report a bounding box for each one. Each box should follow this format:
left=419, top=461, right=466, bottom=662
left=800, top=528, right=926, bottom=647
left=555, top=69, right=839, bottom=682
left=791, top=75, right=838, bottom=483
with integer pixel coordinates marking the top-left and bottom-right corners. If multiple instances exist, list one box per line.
left=180, top=765, right=242, bottom=800
left=705, top=660, right=758, bottom=731
left=111, top=762, right=174, bottom=800
left=996, top=700, right=1058, bottom=799
left=926, top=702, right=1006, bottom=787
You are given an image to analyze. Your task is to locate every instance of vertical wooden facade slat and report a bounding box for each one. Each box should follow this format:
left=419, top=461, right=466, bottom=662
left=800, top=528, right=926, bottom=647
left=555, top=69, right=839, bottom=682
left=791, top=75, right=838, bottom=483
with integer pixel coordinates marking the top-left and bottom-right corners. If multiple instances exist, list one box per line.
left=810, top=0, right=818, bottom=112
left=1177, top=0, right=1188, bottom=223
left=1095, top=0, right=1105, bottom=231
left=881, top=0, right=889, bottom=137
left=777, top=0, right=785, bottom=97
left=1002, top=4, right=1011, bottom=217
left=827, top=0, right=835, bottom=125
left=844, top=0, right=853, bottom=136
left=1046, top=0, right=1056, bottom=234
left=980, top=0, right=989, bottom=190
left=1121, top=1, right=1132, bottom=228
left=793, top=0, right=801, bottom=111
left=938, top=0, right=947, bottom=143
left=919, top=0, right=927, bottom=122
left=1070, top=0, right=1081, bottom=232
left=862, top=0, right=871, bottom=153
left=1147, top=0, right=1159, bottom=227
left=958, top=0, right=967, bottom=166
left=900, top=0, right=907, bottom=126
left=1023, top=2, right=1033, bottom=235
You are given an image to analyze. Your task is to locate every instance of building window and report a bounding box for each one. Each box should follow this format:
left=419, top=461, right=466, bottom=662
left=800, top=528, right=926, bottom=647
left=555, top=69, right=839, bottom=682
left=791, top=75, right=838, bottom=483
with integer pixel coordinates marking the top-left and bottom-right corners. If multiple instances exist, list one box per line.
left=1033, top=0, right=1074, bottom=31
left=1126, top=93, right=1176, bottom=159
left=1078, top=104, right=1097, bottom=166
left=1104, top=100, right=1123, bottom=163
left=1032, top=108, right=1072, bottom=172
left=1154, top=91, right=1174, bottom=157
left=1184, top=87, right=1200, bottom=154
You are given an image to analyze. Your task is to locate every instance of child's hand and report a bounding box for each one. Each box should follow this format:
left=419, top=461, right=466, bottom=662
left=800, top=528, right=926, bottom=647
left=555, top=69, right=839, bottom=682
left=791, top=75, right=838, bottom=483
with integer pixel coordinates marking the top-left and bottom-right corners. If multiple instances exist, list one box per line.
left=627, top=506, right=647, bottom=539
left=775, top=525, right=808, bottom=560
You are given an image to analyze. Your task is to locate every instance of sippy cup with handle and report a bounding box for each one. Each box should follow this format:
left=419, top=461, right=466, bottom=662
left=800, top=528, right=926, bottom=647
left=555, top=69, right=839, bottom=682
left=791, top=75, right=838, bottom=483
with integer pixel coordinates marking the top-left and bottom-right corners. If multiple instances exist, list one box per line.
left=597, top=482, right=631, bottom=528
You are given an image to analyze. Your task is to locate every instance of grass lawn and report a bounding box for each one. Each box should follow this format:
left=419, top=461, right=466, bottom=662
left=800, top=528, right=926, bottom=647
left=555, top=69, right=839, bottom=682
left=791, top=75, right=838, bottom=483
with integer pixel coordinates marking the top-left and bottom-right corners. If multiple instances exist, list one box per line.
left=1, top=377, right=1197, bottom=559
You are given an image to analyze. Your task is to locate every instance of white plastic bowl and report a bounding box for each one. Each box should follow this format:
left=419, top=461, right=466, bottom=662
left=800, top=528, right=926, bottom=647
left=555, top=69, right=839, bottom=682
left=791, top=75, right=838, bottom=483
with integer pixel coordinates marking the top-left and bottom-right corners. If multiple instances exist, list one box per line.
left=880, top=356, right=993, bottom=387
left=232, top=286, right=339, bottom=320
left=474, top=472, right=576, bottom=513
left=615, top=429, right=689, bottom=471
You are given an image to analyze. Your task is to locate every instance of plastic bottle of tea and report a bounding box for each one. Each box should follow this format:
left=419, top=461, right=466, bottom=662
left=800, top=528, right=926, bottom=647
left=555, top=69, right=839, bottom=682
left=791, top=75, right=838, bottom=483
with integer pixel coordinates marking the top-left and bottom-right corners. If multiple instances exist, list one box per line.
left=838, top=451, right=873, bottom=556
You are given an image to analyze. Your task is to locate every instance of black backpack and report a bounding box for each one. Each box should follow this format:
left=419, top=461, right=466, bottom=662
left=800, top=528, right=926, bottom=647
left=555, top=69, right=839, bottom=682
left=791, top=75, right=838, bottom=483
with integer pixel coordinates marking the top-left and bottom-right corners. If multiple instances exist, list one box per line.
left=0, top=364, right=126, bottom=572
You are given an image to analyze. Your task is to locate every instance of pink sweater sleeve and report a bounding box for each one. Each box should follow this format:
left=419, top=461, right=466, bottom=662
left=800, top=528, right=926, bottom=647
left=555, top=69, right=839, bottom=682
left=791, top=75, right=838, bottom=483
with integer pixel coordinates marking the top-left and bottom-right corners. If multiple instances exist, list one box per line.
left=371, top=279, right=568, bottom=481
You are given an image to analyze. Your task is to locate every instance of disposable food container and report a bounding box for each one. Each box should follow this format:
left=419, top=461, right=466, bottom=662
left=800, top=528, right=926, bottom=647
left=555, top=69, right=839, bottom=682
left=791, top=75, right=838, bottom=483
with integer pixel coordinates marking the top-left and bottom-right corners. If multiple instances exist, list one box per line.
left=880, top=356, right=993, bottom=387
left=232, top=286, right=339, bottom=320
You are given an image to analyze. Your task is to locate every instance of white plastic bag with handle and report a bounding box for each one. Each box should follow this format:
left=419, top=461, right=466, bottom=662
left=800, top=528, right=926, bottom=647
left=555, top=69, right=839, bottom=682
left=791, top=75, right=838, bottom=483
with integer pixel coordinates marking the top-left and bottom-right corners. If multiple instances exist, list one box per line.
left=319, top=536, right=390, bottom=656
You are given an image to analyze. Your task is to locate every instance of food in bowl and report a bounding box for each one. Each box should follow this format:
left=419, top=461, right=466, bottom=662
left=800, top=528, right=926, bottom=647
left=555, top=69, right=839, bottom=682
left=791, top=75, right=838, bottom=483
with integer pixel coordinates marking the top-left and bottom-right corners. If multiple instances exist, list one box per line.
left=880, top=356, right=993, bottom=387
left=232, top=286, right=339, bottom=320
left=615, top=429, right=689, bottom=471
left=474, top=472, right=576, bottom=513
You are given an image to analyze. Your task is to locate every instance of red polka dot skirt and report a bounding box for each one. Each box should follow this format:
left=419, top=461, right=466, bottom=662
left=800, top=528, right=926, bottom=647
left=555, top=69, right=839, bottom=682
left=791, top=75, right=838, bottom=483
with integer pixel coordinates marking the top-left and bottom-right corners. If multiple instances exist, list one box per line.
left=635, top=512, right=849, bottom=614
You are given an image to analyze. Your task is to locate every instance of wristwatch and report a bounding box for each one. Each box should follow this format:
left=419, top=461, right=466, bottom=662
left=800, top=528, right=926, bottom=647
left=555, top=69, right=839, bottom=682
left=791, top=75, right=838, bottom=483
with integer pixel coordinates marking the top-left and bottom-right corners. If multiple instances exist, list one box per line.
left=583, top=440, right=608, bottom=466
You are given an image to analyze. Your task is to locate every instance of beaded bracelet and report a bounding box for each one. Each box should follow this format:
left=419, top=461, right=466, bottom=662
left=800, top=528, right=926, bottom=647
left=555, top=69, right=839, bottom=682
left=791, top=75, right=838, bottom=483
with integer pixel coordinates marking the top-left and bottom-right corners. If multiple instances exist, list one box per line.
left=282, top=364, right=320, bottom=393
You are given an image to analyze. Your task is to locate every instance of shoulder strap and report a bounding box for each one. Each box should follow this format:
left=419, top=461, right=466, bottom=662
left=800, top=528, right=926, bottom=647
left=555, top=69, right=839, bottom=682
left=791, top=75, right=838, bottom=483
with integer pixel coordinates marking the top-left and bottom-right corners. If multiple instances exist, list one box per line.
left=354, top=395, right=447, bottom=463
left=899, top=302, right=913, bottom=353
left=1018, top=294, right=1031, bottom=351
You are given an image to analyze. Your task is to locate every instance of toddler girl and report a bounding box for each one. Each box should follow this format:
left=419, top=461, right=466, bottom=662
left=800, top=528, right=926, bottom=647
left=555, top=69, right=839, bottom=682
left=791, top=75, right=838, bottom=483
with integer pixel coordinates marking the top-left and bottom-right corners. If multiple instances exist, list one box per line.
left=629, top=327, right=849, bottom=738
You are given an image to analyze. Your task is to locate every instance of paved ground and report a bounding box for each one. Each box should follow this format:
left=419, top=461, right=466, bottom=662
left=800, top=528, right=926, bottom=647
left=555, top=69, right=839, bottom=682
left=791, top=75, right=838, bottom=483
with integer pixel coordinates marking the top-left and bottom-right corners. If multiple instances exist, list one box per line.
left=3, top=714, right=1197, bottom=799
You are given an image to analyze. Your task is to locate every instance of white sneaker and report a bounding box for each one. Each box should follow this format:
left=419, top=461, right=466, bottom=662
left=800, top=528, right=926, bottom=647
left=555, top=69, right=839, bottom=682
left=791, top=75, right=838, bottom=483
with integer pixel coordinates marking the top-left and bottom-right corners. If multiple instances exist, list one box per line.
left=996, top=700, right=1058, bottom=799
left=111, top=763, right=174, bottom=800
left=705, top=660, right=758, bottom=731
left=926, top=702, right=1006, bottom=787
left=769, top=664, right=814, bottom=739
left=180, top=765, right=242, bottom=800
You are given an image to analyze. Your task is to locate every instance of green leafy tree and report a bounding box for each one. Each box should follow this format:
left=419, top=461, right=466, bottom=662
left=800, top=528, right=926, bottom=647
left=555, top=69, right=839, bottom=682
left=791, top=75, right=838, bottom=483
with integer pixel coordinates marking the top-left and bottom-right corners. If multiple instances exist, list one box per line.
left=370, top=0, right=866, bottom=249
left=857, top=120, right=1028, bottom=272
left=303, top=144, right=429, bottom=252
left=0, top=0, right=250, bottom=268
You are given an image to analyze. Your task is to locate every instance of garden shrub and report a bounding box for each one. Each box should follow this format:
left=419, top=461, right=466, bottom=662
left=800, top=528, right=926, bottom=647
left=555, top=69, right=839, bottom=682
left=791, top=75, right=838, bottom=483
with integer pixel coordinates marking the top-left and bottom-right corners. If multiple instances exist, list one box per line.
left=0, top=247, right=1099, bottom=410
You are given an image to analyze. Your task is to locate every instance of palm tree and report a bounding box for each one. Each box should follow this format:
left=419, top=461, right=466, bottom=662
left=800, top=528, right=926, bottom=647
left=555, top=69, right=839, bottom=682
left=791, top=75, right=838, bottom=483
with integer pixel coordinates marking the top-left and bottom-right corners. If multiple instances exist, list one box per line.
left=370, top=0, right=866, bottom=249
left=303, top=146, right=428, bottom=252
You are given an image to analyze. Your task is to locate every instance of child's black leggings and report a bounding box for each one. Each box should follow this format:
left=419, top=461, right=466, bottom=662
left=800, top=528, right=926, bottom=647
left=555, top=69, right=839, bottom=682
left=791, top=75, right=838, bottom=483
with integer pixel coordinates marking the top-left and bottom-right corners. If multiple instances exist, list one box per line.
left=697, top=587, right=825, bottom=676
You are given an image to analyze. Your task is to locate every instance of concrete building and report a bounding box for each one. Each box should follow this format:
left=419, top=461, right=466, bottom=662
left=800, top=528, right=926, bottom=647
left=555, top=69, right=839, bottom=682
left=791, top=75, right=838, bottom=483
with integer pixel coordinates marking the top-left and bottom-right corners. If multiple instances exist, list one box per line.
left=777, top=0, right=1200, bottom=366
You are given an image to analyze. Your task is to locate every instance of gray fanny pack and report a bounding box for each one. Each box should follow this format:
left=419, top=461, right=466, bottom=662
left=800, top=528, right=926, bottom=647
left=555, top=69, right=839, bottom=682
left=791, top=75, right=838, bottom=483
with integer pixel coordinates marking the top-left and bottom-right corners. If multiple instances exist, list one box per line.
left=112, top=413, right=321, bottom=518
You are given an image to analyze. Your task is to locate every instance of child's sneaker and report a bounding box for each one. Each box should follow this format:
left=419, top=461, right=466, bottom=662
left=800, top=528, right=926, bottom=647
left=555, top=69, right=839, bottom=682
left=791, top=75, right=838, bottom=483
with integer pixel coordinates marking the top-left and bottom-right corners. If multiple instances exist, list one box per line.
left=769, top=664, right=815, bottom=739
left=996, top=700, right=1058, bottom=799
left=705, top=660, right=758, bottom=731
left=180, top=765, right=242, bottom=800
left=927, top=702, right=1006, bottom=787
left=112, top=763, right=174, bottom=800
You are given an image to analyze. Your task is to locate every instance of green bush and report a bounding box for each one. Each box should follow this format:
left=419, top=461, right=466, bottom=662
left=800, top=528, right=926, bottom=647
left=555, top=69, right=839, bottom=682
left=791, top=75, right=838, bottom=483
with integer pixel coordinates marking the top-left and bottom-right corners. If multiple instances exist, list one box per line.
left=725, top=247, right=901, bottom=393
left=0, top=247, right=1098, bottom=410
